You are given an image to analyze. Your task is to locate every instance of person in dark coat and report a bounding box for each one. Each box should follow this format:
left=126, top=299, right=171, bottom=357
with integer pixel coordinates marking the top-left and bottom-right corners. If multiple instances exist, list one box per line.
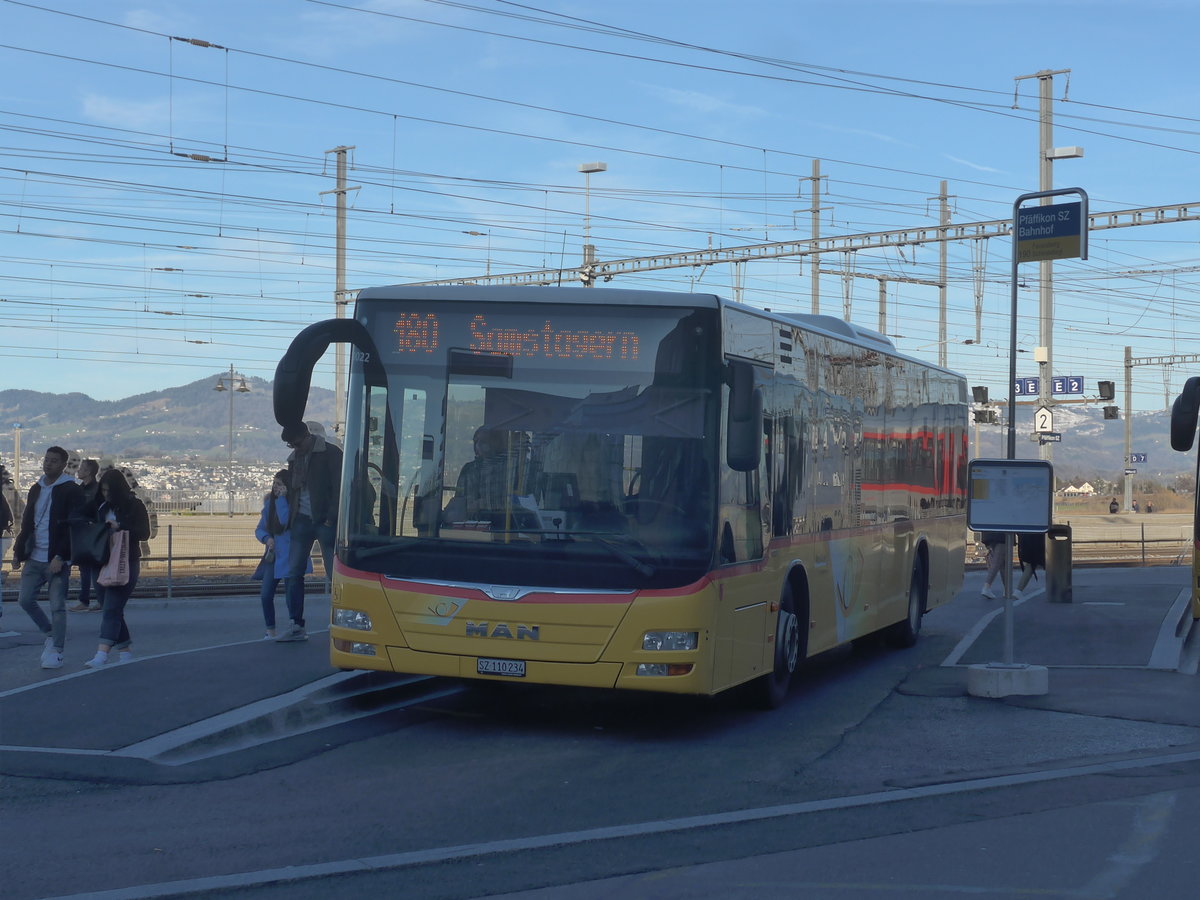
left=13, top=446, right=83, bottom=669
left=83, top=469, right=151, bottom=668
left=278, top=421, right=343, bottom=642
left=69, top=458, right=104, bottom=612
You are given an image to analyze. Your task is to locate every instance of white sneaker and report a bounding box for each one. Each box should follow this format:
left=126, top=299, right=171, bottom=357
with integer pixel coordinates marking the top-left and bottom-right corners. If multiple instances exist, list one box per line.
left=84, top=651, right=109, bottom=669
left=981, top=585, right=997, bottom=600
left=117, top=650, right=134, bottom=664
left=274, top=623, right=308, bottom=642
left=41, top=647, right=64, bottom=669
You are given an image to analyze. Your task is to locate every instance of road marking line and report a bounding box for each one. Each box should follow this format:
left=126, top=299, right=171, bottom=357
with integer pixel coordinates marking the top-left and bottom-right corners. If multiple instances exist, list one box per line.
left=40, top=746, right=1200, bottom=900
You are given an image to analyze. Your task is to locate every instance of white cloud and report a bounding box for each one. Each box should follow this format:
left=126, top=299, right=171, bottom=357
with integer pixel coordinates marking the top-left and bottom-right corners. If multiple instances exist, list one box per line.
left=81, top=94, right=171, bottom=131
left=944, top=153, right=1005, bottom=174
left=642, top=84, right=768, bottom=119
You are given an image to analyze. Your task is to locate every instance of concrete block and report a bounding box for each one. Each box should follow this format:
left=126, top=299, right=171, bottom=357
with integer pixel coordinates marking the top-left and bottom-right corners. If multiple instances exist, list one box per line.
left=967, top=663, right=1049, bottom=698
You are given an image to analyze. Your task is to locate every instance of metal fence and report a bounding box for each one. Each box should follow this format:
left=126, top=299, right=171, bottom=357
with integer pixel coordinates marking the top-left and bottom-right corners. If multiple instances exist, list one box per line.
left=145, top=490, right=265, bottom=516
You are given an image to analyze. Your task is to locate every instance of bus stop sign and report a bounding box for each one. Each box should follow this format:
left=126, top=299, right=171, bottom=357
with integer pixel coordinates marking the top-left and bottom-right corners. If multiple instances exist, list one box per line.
left=1016, top=201, right=1083, bottom=262
left=967, top=458, right=1053, bottom=533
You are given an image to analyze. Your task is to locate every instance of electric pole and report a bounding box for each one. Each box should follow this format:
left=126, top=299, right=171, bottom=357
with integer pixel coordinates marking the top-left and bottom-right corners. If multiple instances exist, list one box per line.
left=809, top=160, right=823, bottom=314
left=321, top=146, right=359, bottom=438
left=1015, top=68, right=1071, bottom=463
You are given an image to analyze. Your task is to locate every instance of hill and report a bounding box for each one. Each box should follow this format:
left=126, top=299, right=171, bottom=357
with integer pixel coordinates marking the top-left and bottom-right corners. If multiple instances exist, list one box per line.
left=0, top=375, right=334, bottom=463
left=970, top=404, right=1183, bottom=484
left=0, top=378, right=1186, bottom=483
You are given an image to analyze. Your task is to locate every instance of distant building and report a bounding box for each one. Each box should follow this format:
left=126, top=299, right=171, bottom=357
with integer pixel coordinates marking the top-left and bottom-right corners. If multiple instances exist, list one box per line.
left=1059, top=482, right=1096, bottom=497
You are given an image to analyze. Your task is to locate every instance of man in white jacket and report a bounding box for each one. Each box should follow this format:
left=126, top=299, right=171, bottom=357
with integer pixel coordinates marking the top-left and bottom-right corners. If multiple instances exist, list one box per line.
left=11, top=446, right=82, bottom=668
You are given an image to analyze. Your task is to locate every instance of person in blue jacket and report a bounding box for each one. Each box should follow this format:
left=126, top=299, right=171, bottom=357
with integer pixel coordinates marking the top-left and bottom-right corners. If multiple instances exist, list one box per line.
left=253, top=470, right=310, bottom=640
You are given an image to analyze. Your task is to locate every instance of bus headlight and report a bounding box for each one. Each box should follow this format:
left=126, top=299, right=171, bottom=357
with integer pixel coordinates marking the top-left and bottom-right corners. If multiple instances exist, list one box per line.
left=333, top=608, right=373, bottom=631
left=333, top=638, right=376, bottom=656
left=642, top=631, right=698, bottom=651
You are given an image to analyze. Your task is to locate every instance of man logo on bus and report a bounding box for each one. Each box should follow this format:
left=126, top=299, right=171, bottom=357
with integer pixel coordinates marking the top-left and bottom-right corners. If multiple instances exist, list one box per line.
left=466, top=622, right=541, bottom=640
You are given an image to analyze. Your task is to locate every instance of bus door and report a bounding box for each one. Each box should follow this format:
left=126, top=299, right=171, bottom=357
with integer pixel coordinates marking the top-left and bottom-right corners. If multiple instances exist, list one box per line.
left=715, top=362, right=772, bottom=689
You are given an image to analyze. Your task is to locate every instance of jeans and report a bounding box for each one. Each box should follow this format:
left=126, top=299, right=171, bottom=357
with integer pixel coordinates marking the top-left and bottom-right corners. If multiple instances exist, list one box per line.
left=260, top=576, right=284, bottom=630
left=285, top=515, right=334, bottom=628
left=18, top=558, right=71, bottom=651
left=78, top=563, right=104, bottom=609
left=98, top=557, right=139, bottom=650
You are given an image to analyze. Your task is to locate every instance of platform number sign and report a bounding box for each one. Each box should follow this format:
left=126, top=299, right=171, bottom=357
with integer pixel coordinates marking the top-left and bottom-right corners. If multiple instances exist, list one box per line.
left=1051, top=376, right=1084, bottom=395
left=1014, top=377, right=1039, bottom=396
left=1034, top=406, right=1053, bottom=434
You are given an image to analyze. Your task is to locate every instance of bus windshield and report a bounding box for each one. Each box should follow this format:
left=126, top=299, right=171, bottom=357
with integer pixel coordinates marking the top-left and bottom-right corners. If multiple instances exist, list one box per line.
left=342, top=302, right=719, bottom=590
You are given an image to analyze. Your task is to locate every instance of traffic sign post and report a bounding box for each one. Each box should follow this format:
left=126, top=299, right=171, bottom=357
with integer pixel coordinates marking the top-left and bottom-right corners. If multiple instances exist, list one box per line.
left=1006, top=188, right=1088, bottom=462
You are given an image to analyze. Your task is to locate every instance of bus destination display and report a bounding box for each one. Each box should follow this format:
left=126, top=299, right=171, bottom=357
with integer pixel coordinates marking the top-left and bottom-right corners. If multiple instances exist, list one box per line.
left=394, top=313, right=640, bottom=361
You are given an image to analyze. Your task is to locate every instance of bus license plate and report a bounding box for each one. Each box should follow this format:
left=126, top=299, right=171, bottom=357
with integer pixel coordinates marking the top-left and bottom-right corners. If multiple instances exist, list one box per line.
left=477, top=658, right=525, bottom=677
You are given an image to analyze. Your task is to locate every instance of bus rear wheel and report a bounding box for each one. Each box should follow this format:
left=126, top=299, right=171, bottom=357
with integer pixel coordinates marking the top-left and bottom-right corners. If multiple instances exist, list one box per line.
left=748, top=584, right=803, bottom=709
left=886, top=559, right=926, bottom=648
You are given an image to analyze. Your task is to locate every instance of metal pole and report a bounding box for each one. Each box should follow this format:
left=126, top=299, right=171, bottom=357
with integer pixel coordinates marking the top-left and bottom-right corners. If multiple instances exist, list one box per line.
left=938, top=180, right=949, bottom=369
left=227, top=364, right=234, bottom=517
left=810, top=159, right=821, bottom=314
left=322, top=146, right=358, bottom=439
left=167, top=524, right=173, bottom=602
left=1123, top=345, right=1133, bottom=512
left=334, top=148, right=348, bottom=436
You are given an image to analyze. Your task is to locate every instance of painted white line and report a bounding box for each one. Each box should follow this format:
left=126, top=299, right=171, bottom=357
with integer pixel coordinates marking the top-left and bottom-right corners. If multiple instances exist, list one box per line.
left=941, top=595, right=1026, bottom=668
left=0, top=630, right=330, bottom=700
left=40, top=745, right=1200, bottom=900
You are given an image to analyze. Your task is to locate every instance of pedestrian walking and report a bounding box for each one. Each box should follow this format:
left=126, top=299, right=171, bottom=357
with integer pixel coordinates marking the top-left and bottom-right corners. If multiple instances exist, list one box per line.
left=277, top=421, right=342, bottom=642
left=1015, top=531, right=1046, bottom=600
left=83, top=469, right=150, bottom=668
left=253, top=470, right=310, bottom=640
left=979, top=531, right=1006, bottom=599
left=12, top=446, right=83, bottom=668
left=0, top=460, right=13, bottom=621
left=69, top=458, right=104, bottom=612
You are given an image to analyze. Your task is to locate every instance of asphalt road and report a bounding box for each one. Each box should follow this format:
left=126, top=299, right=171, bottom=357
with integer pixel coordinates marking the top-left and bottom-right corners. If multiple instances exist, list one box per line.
left=1, top=566, right=1198, bottom=900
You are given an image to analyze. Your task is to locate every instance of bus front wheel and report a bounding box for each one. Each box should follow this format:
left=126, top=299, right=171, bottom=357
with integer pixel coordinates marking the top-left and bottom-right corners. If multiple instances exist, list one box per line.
left=748, top=584, right=804, bottom=709
left=886, top=559, right=927, bottom=648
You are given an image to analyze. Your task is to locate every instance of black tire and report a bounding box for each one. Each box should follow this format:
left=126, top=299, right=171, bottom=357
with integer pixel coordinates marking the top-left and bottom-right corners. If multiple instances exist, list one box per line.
left=886, top=559, right=926, bottom=648
left=747, top=583, right=804, bottom=709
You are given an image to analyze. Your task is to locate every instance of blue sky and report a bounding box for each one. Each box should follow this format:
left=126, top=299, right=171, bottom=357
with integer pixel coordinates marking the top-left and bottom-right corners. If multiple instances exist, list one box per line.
left=2, top=0, right=1199, bottom=419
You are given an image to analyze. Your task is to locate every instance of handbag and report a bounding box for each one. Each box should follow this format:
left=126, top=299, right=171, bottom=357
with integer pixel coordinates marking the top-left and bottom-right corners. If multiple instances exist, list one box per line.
left=97, top=530, right=130, bottom=587
left=262, top=547, right=276, bottom=566
left=70, top=520, right=111, bottom=567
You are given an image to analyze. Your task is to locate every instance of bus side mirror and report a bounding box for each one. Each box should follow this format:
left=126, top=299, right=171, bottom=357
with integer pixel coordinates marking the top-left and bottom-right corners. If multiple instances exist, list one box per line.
left=1171, top=376, right=1200, bottom=451
left=726, top=360, right=762, bottom=472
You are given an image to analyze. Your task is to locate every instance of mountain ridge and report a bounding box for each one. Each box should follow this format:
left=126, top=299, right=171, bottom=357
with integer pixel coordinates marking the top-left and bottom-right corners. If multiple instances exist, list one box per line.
left=0, top=379, right=1186, bottom=482
left=0, top=375, right=334, bottom=463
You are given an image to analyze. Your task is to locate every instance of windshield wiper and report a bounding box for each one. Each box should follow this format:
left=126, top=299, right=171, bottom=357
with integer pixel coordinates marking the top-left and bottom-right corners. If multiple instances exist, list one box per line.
left=562, top=531, right=657, bottom=578
left=352, top=537, right=436, bottom=561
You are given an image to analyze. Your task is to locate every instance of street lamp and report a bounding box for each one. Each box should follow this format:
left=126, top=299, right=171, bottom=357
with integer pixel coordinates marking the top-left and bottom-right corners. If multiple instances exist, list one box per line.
left=578, top=162, right=606, bottom=285
left=214, top=365, right=250, bottom=516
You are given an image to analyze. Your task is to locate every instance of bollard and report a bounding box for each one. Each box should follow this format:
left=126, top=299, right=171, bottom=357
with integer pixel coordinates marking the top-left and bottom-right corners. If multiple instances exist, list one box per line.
left=1046, top=523, right=1072, bottom=603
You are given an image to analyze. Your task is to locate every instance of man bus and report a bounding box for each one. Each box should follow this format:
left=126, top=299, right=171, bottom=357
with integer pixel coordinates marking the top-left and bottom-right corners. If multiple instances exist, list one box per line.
left=275, top=285, right=968, bottom=707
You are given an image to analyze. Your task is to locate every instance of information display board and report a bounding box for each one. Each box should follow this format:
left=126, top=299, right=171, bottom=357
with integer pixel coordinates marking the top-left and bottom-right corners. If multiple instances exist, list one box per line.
left=967, top=459, right=1053, bottom=533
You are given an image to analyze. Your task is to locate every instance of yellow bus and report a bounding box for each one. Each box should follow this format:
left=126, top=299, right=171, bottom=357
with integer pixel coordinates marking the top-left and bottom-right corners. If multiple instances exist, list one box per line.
left=276, top=286, right=968, bottom=707
left=1170, top=377, right=1200, bottom=618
